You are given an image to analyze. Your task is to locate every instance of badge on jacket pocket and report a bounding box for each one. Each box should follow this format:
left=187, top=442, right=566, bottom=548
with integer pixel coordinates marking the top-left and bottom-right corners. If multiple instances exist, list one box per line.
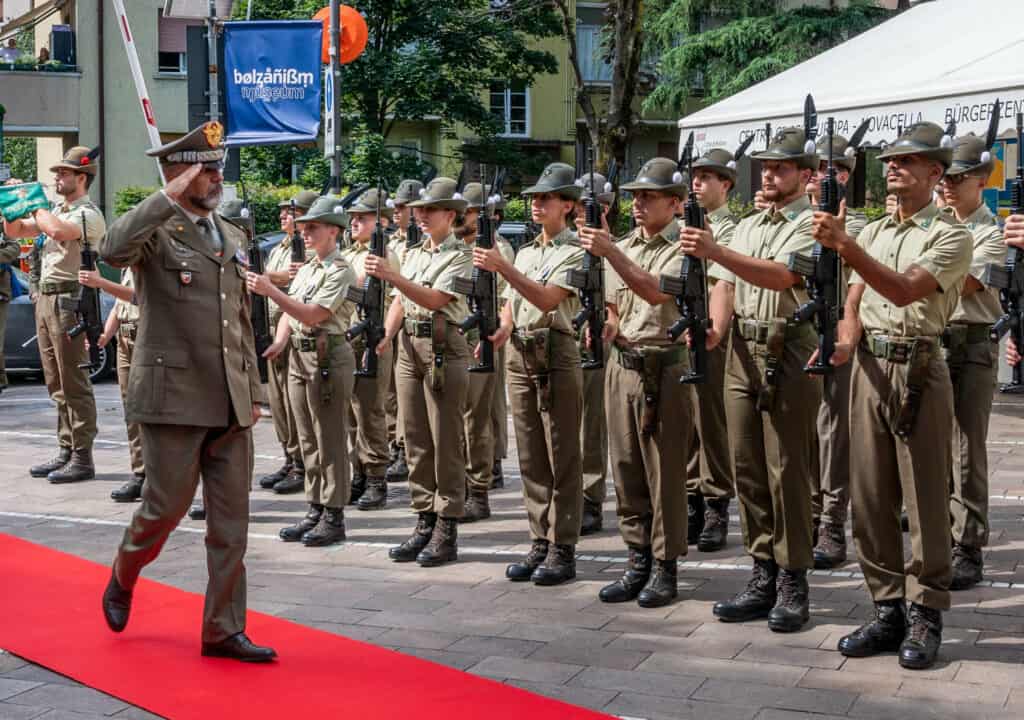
left=180, top=271, right=193, bottom=286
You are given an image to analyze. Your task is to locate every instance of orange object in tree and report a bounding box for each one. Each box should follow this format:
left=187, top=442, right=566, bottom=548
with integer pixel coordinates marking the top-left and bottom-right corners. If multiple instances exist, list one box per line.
left=313, top=5, right=369, bottom=65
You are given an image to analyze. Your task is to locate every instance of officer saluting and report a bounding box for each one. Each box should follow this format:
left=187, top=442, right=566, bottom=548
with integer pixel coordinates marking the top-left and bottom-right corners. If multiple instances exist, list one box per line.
left=99, top=122, right=275, bottom=663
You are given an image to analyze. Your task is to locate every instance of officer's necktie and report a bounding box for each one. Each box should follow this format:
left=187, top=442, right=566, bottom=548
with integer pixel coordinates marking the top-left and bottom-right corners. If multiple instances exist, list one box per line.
left=196, top=217, right=222, bottom=254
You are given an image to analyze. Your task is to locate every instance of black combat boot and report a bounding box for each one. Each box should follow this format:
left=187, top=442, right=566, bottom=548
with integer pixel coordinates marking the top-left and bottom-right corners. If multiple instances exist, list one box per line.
left=390, top=512, right=437, bottom=562
left=30, top=447, right=71, bottom=477
left=47, top=448, right=95, bottom=483
left=838, top=599, right=906, bottom=657
left=813, top=521, right=847, bottom=569
left=273, top=461, right=305, bottom=494
left=599, top=546, right=652, bottom=603
left=416, top=517, right=458, bottom=567
left=386, top=444, right=409, bottom=481
left=506, top=539, right=549, bottom=581
left=637, top=558, right=678, bottom=608
left=687, top=494, right=705, bottom=545
left=698, top=498, right=729, bottom=552
left=460, top=488, right=491, bottom=523
left=713, top=558, right=778, bottom=622
left=356, top=475, right=387, bottom=511
left=768, top=568, right=810, bottom=632
left=259, top=448, right=293, bottom=489
left=280, top=504, right=323, bottom=542
left=950, top=543, right=983, bottom=590
left=302, top=507, right=346, bottom=547
left=531, top=544, right=576, bottom=586
left=349, top=472, right=367, bottom=505
left=490, top=460, right=504, bottom=489
left=580, top=500, right=603, bottom=536
left=188, top=501, right=206, bottom=520
left=899, top=603, right=942, bottom=670
left=111, top=474, right=145, bottom=503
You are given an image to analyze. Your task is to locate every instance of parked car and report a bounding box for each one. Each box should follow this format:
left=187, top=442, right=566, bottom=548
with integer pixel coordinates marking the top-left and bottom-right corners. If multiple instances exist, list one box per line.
left=3, top=266, right=117, bottom=382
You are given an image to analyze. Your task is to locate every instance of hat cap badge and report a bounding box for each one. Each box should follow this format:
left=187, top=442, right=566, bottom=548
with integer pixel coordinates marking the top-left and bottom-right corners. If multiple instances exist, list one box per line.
left=203, top=122, right=224, bottom=148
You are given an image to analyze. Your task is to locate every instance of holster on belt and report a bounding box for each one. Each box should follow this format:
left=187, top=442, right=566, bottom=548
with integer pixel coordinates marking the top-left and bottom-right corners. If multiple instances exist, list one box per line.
left=430, top=313, right=447, bottom=393
left=895, top=339, right=931, bottom=440
left=757, top=319, right=787, bottom=412
left=640, top=353, right=662, bottom=436
left=315, top=332, right=332, bottom=405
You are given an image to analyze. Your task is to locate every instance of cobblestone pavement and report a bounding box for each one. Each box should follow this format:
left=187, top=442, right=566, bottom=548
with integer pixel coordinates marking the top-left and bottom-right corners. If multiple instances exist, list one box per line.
left=2, top=377, right=1024, bottom=720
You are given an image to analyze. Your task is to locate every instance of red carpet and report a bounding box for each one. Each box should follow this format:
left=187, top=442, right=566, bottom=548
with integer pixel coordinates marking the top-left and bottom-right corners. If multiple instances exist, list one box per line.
left=0, top=533, right=612, bottom=719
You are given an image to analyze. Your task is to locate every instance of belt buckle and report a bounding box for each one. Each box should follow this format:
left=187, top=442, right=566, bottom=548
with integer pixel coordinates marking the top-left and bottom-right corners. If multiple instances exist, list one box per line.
left=417, top=321, right=431, bottom=337
left=891, top=341, right=910, bottom=363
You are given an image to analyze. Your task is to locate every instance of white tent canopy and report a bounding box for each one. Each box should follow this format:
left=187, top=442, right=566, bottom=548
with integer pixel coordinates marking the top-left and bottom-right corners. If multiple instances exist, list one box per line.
left=678, top=0, right=1024, bottom=155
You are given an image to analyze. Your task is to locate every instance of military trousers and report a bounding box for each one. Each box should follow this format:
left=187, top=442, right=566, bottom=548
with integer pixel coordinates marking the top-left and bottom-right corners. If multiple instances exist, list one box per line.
left=0, top=301, right=9, bottom=386
left=288, top=339, right=356, bottom=509
left=396, top=324, right=469, bottom=518
left=725, top=331, right=819, bottom=571
left=686, top=340, right=734, bottom=501
left=813, top=361, right=851, bottom=526
left=35, top=291, right=97, bottom=451
left=267, top=313, right=302, bottom=463
left=948, top=339, right=997, bottom=549
left=115, top=421, right=251, bottom=643
left=581, top=342, right=609, bottom=506
left=849, top=344, right=953, bottom=610
left=606, top=350, right=693, bottom=561
left=507, top=330, right=583, bottom=544
left=116, top=325, right=144, bottom=475
left=491, top=345, right=509, bottom=462
left=463, top=353, right=496, bottom=493
left=348, top=342, right=394, bottom=478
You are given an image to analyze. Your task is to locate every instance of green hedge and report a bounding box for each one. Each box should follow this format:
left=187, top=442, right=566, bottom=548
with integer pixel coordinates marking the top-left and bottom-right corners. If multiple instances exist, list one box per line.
left=503, top=196, right=635, bottom=237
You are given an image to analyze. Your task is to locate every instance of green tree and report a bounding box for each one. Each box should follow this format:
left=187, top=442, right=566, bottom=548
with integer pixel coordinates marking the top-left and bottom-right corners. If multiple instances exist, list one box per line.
left=4, top=137, right=37, bottom=182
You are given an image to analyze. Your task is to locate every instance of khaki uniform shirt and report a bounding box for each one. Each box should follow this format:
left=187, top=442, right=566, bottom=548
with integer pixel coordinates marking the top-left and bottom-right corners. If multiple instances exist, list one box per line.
left=502, top=228, right=584, bottom=333
left=265, top=235, right=307, bottom=319
left=340, top=239, right=402, bottom=326
left=41, top=194, right=106, bottom=283
left=114, top=267, right=139, bottom=322
left=395, top=234, right=472, bottom=324
left=287, top=248, right=356, bottom=337
left=846, top=209, right=868, bottom=240
left=851, top=202, right=972, bottom=337
left=706, top=204, right=737, bottom=288
left=607, top=219, right=687, bottom=347
left=947, top=204, right=1005, bottom=325
left=709, top=196, right=815, bottom=323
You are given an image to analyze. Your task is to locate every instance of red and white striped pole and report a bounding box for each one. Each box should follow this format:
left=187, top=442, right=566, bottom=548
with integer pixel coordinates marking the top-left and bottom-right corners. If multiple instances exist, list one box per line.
left=110, top=0, right=166, bottom=183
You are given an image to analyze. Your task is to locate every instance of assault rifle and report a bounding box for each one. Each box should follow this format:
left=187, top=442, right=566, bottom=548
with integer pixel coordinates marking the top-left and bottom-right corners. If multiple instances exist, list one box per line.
left=345, top=180, right=387, bottom=377
left=290, top=200, right=304, bottom=264
left=566, top=148, right=614, bottom=370
left=453, top=166, right=504, bottom=373
left=659, top=132, right=709, bottom=384
left=240, top=193, right=271, bottom=384
left=65, top=211, right=104, bottom=371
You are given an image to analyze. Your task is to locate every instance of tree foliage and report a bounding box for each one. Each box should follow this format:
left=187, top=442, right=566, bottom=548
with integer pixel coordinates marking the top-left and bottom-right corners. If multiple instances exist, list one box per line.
left=3, top=137, right=37, bottom=182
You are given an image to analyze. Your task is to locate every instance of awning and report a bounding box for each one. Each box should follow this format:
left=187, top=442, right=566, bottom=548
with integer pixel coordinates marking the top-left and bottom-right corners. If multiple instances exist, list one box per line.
left=677, top=0, right=1024, bottom=155
left=0, top=0, right=67, bottom=40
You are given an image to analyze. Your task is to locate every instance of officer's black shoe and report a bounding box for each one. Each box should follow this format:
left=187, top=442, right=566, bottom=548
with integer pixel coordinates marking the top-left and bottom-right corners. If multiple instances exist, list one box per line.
left=280, top=504, right=323, bottom=542
left=386, top=446, right=409, bottom=481
left=580, top=500, right=603, bottom=536
left=698, top=498, right=730, bottom=552
left=459, top=489, right=491, bottom=523
left=713, top=558, right=778, bottom=622
left=599, top=546, right=652, bottom=603
left=950, top=543, right=983, bottom=590
left=272, top=466, right=305, bottom=494
left=506, top=539, right=549, bottom=581
left=899, top=604, right=942, bottom=670
left=111, top=474, right=144, bottom=503
left=531, top=543, right=576, bottom=586
left=356, top=475, right=387, bottom=511
left=47, top=449, right=95, bottom=484
left=259, top=452, right=293, bottom=489
left=201, top=633, right=277, bottom=663
left=637, top=558, right=678, bottom=608
left=813, top=521, right=847, bottom=569
left=302, top=507, right=346, bottom=547
left=837, top=599, right=907, bottom=657
left=348, top=472, right=367, bottom=505
left=416, top=517, right=458, bottom=567
left=687, top=494, right=705, bottom=545
left=102, top=570, right=132, bottom=633
left=188, top=502, right=206, bottom=521
left=490, top=460, right=504, bottom=489
left=768, top=568, right=810, bottom=633
left=390, top=512, right=437, bottom=562
left=31, top=447, right=71, bottom=477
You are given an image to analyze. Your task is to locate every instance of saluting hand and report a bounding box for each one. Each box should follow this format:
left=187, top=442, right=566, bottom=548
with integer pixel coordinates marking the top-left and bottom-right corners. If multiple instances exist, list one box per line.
left=163, top=163, right=203, bottom=205
left=246, top=271, right=274, bottom=296
left=1005, top=214, right=1024, bottom=249
left=578, top=225, right=613, bottom=257
left=678, top=226, right=716, bottom=259
left=812, top=200, right=849, bottom=250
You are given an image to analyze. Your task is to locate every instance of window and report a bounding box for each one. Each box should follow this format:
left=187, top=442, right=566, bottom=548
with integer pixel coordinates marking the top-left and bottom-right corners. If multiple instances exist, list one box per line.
left=157, top=10, right=201, bottom=75
left=490, top=82, right=529, bottom=138
left=576, top=24, right=612, bottom=84
left=158, top=51, right=186, bottom=73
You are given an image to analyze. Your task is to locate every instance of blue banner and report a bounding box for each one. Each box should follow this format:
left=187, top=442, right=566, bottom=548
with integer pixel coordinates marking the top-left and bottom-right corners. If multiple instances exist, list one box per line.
left=223, top=21, right=323, bottom=146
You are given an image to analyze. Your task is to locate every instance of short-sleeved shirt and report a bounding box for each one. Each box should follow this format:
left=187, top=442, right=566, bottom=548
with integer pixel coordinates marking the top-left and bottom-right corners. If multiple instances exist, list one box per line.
left=501, top=227, right=584, bottom=333
left=340, top=238, right=402, bottom=325
left=845, top=209, right=868, bottom=240
left=946, top=204, right=1005, bottom=325
left=41, top=194, right=106, bottom=283
left=606, top=219, right=687, bottom=347
left=396, top=234, right=473, bottom=324
left=851, top=202, right=972, bottom=337
left=706, top=204, right=737, bottom=287
left=709, top=196, right=815, bottom=323
left=265, top=235, right=309, bottom=318
left=114, top=267, right=139, bottom=322
left=286, top=248, right=356, bottom=336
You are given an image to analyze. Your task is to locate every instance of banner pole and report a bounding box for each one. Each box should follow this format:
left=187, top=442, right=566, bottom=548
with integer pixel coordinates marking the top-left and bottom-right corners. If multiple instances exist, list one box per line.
left=329, top=0, right=341, bottom=195
left=207, top=0, right=220, bottom=125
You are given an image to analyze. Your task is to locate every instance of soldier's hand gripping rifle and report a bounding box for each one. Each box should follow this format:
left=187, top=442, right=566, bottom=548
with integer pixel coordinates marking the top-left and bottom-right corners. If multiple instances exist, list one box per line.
left=240, top=193, right=271, bottom=383
left=345, top=181, right=387, bottom=378
left=658, top=132, right=710, bottom=384
left=566, top=148, right=613, bottom=369
left=64, top=211, right=104, bottom=370
left=453, top=167, right=504, bottom=373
